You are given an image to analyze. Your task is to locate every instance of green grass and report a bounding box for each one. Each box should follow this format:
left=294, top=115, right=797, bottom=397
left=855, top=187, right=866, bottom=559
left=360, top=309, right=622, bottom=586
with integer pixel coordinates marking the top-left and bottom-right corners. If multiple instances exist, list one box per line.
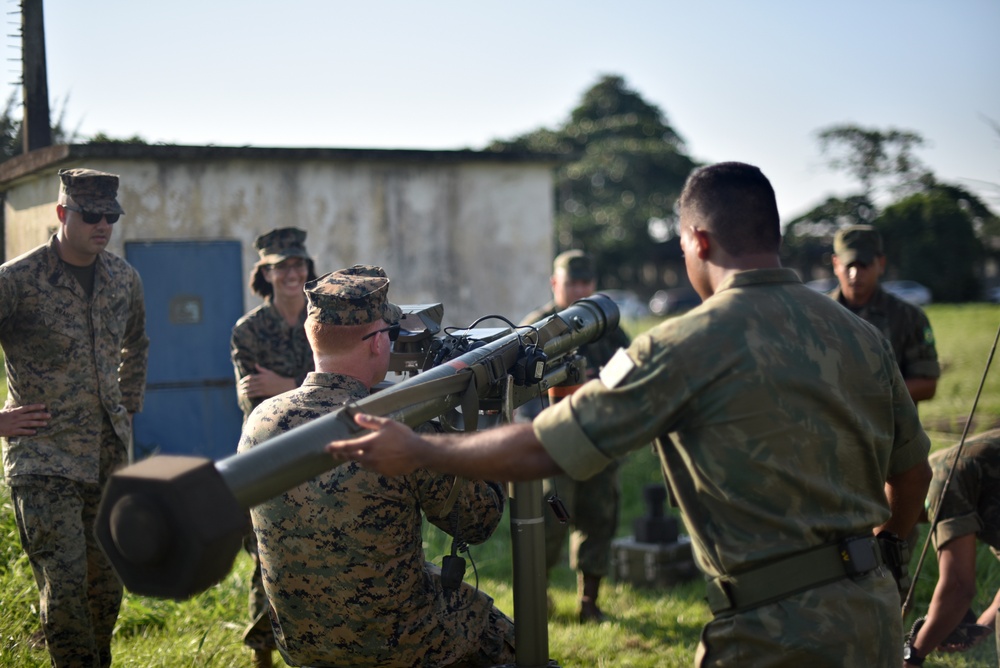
left=1, top=303, right=999, bottom=666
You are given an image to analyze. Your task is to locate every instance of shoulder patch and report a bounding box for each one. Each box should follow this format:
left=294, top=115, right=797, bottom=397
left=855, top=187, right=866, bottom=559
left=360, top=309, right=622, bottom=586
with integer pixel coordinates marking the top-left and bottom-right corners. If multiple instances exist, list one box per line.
left=599, top=347, right=635, bottom=388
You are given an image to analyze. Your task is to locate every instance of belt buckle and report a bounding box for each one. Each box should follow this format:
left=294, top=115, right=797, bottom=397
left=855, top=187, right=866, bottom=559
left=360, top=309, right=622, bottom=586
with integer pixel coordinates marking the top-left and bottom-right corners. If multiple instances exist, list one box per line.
left=840, top=536, right=879, bottom=578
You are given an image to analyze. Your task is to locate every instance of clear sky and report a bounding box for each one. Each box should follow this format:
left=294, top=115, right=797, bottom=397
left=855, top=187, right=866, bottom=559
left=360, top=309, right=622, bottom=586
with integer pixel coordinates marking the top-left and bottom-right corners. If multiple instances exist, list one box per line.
left=3, top=0, right=998, bottom=222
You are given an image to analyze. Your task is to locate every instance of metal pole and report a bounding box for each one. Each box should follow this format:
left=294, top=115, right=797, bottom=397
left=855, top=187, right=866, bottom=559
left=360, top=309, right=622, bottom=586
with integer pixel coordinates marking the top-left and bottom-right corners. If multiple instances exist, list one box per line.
left=509, top=479, right=551, bottom=668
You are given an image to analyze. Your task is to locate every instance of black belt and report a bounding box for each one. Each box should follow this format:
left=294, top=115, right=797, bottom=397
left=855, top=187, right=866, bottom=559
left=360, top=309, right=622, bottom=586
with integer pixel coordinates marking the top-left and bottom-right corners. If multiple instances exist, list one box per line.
left=705, top=536, right=885, bottom=615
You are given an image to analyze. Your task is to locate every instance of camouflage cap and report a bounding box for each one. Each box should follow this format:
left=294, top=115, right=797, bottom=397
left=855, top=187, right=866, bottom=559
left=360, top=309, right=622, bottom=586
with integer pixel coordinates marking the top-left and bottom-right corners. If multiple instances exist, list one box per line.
left=553, top=249, right=596, bottom=281
left=834, top=225, right=883, bottom=266
left=57, top=168, right=125, bottom=215
left=305, top=265, right=403, bottom=326
left=254, top=227, right=311, bottom=265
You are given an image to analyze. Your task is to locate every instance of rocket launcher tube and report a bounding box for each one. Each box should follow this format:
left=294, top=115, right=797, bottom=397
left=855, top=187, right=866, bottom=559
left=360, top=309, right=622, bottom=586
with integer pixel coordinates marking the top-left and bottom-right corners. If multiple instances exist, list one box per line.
left=95, top=294, right=619, bottom=600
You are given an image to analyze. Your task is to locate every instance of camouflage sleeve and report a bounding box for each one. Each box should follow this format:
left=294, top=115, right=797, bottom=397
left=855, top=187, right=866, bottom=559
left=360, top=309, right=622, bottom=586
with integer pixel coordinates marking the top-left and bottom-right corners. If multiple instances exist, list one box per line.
left=231, top=320, right=259, bottom=416
left=899, top=307, right=940, bottom=380
left=926, top=448, right=982, bottom=548
left=412, top=471, right=506, bottom=546
left=118, top=269, right=149, bottom=413
left=885, top=336, right=931, bottom=478
left=0, top=265, right=19, bottom=329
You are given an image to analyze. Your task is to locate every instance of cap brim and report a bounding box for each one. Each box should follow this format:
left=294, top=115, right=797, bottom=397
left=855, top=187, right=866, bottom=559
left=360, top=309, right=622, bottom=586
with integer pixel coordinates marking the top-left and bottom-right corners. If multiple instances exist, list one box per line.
left=837, top=249, right=876, bottom=266
left=384, top=302, right=403, bottom=323
left=258, top=249, right=311, bottom=265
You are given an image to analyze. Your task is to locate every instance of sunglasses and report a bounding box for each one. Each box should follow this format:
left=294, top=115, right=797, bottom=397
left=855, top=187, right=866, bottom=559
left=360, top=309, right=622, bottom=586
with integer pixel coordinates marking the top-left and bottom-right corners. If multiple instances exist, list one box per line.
left=361, top=322, right=401, bottom=342
left=63, top=204, right=120, bottom=225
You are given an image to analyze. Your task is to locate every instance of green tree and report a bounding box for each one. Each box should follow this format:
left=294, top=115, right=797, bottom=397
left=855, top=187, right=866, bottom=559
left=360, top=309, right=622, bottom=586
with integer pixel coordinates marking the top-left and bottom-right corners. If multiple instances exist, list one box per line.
left=875, top=184, right=991, bottom=302
left=781, top=195, right=875, bottom=280
left=487, top=75, right=697, bottom=292
left=816, top=124, right=928, bottom=199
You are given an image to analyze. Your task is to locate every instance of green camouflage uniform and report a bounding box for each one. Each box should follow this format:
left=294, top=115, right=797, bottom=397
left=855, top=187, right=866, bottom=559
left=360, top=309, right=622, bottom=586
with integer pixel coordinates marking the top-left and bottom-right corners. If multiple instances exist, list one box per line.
left=521, top=300, right=631, bottom=578
left=238, top=265, right=514, bottom=667
left=533, top=268, right=929, bottom=666
left=927, top=428, right=1000, bottom=556
left=238, top=373, right=515, bottom=667
left=231, top=301, right=313, bottom=421
left=231, top=226, right=316, bottom=652
left=829, top=284, right=940, bottom=382
left=0, top=233, right=148, bottom=667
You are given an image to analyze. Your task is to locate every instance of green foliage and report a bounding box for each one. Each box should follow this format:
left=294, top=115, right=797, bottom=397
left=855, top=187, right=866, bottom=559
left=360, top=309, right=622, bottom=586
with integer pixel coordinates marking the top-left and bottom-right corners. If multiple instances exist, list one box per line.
left=816, top=124, right=929, bottom=198
left=875, top=189, right=986, bottom=301
left=88, top=132, right=149, bottom=145
left=488, top=74, right=698, bottom=291
left=781, top=194, right=877, bottom=279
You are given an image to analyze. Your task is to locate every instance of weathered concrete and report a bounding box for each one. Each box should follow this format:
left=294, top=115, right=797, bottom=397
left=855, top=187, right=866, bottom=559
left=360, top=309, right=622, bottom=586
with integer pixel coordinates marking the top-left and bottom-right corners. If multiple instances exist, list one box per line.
left=0, top=144, right=560, bottom=326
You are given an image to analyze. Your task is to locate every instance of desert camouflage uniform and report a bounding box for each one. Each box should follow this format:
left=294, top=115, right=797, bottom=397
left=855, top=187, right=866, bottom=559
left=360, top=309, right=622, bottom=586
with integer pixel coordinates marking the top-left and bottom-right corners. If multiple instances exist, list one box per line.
left=238, top=372, right=515, bottom=668
left=829, top=284, right=940, bottom=382
left=0, top=235, right=148, bottom=667
left=231, top=302, right=313, bottom=422
left=534, top=268, right=930, bottom=667
left=521, top=300, right=631, bottom=578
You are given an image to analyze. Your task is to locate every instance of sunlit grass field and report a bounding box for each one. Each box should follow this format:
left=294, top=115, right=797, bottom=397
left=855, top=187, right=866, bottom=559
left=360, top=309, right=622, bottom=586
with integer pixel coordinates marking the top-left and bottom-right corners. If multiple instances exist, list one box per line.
left=1, top=303, right=998, bottom=666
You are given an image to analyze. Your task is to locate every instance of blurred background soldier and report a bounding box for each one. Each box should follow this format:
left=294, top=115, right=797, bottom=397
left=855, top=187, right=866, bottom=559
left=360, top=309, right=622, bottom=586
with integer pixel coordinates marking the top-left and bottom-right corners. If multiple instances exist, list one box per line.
left=829, top=224, right=940, bottom=405
left=520, top=249, right=631, bottom=622
left=904, top=428, right=1000, bottom=666
left=230, top=227, right=317, bottom=667
left=239, top=265, right=515, bottom=667
left=0, top=168, right=148, bottom=666
left=232, top=227, right=317, bottom=421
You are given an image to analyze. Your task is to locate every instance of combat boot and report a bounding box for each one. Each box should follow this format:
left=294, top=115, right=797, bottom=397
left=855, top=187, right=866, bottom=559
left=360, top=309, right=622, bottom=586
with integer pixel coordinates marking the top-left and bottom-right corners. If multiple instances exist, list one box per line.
left=578, top=572, right=607, bottom=623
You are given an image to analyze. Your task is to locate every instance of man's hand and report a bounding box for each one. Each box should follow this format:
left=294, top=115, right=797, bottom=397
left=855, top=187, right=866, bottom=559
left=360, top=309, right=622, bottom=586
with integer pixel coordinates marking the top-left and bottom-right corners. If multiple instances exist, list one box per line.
left=0, top=404, right=50, bottom=437
left=239, top=364, right=297, bottom=400
left=326, top=413, right=424, bottom=477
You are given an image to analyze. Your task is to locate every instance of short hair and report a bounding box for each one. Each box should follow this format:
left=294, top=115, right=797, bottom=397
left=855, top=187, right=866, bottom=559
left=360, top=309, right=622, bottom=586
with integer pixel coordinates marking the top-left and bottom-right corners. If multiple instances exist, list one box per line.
left=305, top=318, right=374, bottom=354
left=678, top=162, right=781, bottom=256
left=250, top=258, right=318, bottom=298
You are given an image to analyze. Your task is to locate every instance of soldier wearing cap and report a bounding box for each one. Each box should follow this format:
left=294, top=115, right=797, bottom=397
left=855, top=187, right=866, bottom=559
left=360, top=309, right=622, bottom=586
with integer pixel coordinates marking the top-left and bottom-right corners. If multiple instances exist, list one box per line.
left=232, top=227, right=318, bottom=421
left=238, top=265, right=515, bottom=667
left=230, top=227, right=318, bottom=667
left=829, top=224, right=940, bottom=404
left=0, top=168, right=149, bottom=665
left=520, top=249, right=631, bottom=622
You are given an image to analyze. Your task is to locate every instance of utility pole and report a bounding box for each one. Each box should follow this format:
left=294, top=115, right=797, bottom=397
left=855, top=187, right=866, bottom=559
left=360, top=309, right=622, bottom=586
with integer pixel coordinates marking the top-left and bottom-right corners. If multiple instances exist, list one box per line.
left=20, top=0, right=51, bottom=152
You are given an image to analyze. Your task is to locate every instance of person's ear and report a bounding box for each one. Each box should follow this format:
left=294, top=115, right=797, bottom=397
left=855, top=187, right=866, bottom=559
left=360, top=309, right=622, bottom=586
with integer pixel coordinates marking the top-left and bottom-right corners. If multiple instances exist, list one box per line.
left=366, top=330, right=384, bottom=356
left=876, top=255, right=887, bottom=276
left=56, top=204, right=67, bottom=224
left=692, top=227, right=712, bottom=260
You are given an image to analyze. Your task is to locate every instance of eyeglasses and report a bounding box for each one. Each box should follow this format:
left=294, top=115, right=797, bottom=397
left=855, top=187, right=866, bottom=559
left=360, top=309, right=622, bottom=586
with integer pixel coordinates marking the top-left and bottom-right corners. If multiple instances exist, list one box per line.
left=62, top=204, right=120, bottom=225
left=361, top=322, right=401, bottom=342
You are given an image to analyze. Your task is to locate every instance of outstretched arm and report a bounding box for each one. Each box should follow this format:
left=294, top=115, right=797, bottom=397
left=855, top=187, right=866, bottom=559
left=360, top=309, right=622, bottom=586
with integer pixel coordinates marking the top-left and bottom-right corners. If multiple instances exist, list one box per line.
left=326, top=413, right=563, bottom=481
left=910, top=533, right=978, bottom=661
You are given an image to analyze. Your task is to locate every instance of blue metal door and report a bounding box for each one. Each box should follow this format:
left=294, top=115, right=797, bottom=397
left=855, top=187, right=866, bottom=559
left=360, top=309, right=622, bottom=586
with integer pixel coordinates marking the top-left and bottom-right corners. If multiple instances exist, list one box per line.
left=125, top=240, right=245, bottom=461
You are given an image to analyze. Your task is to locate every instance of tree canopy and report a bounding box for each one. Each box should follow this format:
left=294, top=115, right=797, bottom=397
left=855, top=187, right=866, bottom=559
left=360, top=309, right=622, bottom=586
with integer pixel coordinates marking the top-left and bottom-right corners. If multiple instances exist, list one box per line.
left=816, top=124, right=928, bottom=199
left=487, top=74, right=697, bottom=292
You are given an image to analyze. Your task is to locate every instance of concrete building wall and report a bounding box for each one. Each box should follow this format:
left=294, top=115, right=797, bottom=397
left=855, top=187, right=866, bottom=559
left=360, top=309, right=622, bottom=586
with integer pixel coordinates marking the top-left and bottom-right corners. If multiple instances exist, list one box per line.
left=1, top=147, right=557, bottom=327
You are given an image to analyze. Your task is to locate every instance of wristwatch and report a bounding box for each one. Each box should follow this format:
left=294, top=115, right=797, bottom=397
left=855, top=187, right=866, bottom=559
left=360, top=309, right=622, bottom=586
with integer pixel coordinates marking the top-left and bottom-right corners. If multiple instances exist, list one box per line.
left=902, top=643, right=925, bottom=666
